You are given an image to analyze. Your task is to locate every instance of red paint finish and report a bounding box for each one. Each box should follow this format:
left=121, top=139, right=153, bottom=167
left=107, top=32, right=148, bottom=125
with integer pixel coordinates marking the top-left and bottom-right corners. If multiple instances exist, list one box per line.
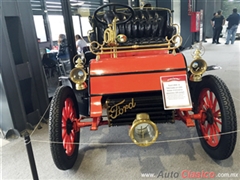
left=90, top=53, right=186, bottom=76
left=90, top=53, right=187, bottom=95
left=61, top=98, right=77, bottom=156
left=198, top=88, right=222, bottom=147
left=90, top=71, right=187, bottom=94
left=176, top=110, right=195, bottom=127
left=90, top=96, right=103, bottom=117
left=89, top=52, right=187, bottom=117
left=75, top=120, right=109, bottom=129
left=91, top=117, right=101, bottom=130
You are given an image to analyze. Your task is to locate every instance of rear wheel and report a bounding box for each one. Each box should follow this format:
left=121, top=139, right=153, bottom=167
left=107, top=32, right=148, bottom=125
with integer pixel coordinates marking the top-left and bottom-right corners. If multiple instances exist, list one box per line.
left=49, top=86, right=80, bottom=170
left=194, top=75, right=237, bottom=160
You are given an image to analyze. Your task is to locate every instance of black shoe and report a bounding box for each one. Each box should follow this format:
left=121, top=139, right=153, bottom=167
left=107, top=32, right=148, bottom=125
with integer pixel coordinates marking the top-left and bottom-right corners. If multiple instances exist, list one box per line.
left=212, top=42, right=215, bottom=44
left=216, top=42, right=221, bottom=44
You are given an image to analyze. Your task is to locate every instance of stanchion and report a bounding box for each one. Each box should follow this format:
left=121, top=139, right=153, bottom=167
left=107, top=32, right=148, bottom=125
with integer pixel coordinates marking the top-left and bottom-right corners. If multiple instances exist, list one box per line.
left=24, top=132, right=39, bottom=180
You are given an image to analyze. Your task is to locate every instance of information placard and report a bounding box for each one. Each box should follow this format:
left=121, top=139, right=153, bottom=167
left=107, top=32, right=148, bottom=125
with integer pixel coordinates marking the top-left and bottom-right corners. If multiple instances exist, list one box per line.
left=160, top=75, right=192, bottom=110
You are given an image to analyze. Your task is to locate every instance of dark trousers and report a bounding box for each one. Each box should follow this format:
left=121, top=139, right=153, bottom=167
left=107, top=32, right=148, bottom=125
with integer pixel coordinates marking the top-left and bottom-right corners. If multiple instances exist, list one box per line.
left=213, top=26, right=223, bottom=43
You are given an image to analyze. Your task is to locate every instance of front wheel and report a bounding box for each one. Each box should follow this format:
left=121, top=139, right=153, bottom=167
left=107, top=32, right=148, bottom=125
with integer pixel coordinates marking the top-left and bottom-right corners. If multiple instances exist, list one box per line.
left=194, top=75, right=237, bottom=160
left=49, top=86, right=80, bottom=170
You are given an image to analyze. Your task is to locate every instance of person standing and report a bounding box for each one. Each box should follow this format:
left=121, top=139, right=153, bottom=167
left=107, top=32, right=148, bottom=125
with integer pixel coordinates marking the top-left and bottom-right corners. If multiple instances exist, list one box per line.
left=211, top=10, right=225, bottom=44
left=75, top=34, right=87, bottom=54
left=211, top=12, right=217, bottom=40
left=57, top=34, right=69, bottom=60
left=225, top=8, right=240, bottom=45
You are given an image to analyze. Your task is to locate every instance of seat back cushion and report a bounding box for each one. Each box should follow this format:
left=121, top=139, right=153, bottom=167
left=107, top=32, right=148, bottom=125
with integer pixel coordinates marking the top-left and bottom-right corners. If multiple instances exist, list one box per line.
left=89, top=8, right=176, bottom=46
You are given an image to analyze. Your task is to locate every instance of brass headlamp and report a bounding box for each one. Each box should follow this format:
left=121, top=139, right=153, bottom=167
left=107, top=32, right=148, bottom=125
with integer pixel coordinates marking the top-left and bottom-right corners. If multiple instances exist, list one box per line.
left=189, top=49, right=207, bottom=82
left=129, top=113, right=159, bottom=147
left=70, top=55, right=87, bottom=90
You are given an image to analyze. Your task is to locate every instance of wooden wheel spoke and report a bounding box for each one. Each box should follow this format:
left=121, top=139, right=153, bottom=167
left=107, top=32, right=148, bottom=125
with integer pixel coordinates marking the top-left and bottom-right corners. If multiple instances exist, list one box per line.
left=209, top=125, right=214, bottom=140
left=202, top=98, right=209, bottom=109
left=201, top=123, right=209, bottom=139
left=66, top=135, right=73, bottom=153
left=67, top=144, right=72, bottom=154
left=206, top=123, right=210, bottom=135
left=70, top=111, right=75, bottom=120
left=211, top=125, right=219, bottom=144
left=62, top=129, right=67, bottom=138
left=66, top=106, right=69, bottom=117
left=209, top=91, right=213, bottom=104
left=66, top=135, right=71, bottom=145
left=62, top=108, right=68, bottom=120
left=212, top=96, right=217, bottom=112
left=63, top=136, right=67, bottom=149
left=213, top=109, right=221, bottom=117
left=214, top=117, right=222, bottom=125
left=213, top=122, right=221, bottom=134
left=62, top=120, right=66, bottom=128
left=70, top=132, right=75, bottom=143
left=205, top=92, right=212, bottom=108
left=64, top=101, right=69, bottom=115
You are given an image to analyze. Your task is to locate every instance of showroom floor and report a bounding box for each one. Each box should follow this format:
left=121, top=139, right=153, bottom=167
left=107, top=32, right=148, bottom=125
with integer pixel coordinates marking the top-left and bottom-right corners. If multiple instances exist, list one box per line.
left=1, top=38, right=240, bottom=180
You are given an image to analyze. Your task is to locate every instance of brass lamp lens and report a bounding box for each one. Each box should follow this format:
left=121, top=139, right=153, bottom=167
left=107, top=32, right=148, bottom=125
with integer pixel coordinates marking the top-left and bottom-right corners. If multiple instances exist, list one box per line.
left=190, top=59, right=207, bottom=75
left=134, top=123, right=156, bottom=144
left=130, top=120, right=158, bottom=147
left=192, top=62, right=199, bottom=69
left=70, top=68, right=86, bottom=84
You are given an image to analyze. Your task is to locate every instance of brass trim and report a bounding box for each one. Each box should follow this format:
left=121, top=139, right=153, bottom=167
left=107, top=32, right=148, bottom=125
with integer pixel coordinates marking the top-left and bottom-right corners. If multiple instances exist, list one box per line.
left=107, top=98, right=136, bottom=120
left=129, top=113, right=159, bottom=147
left=189, top=48, right=207, bottom=82
left=69, top=68, right=87, bottom=90
left=90, top=34, right=182, bottom=57
left=70, top=55, right=87, bottom=90
left=173, top=24, right=180, bottom=34
left=72, top=54, right=85, bottom=67
left=87, top=29, right=94, bottom=43
left=105, top=100, right=112, bottom=127
left=89, top=6, right=181, bottom=60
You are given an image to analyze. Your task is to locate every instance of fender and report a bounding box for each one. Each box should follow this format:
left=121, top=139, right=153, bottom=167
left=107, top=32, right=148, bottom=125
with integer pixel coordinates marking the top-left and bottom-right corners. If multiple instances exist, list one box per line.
left=206, top=65, right=222, bottom=71
left=58, top=76, right=73, bottom=88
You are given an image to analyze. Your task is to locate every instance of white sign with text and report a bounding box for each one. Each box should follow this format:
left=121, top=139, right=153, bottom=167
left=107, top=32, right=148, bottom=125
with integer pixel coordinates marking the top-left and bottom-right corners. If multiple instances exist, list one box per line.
left=161, top=75, right=192, bottom=110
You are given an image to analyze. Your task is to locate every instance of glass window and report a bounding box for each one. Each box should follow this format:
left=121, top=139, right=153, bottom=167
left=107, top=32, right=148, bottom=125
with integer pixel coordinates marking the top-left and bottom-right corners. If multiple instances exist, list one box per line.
left=48, top=15, right=66, bottom=41
left=33, top=15, right=47, bottom=42
left=72, top=16, right=81, bottom=36
left=48, top=15, right=82, bottom=41
left=81, top=17, right=92, bottom=37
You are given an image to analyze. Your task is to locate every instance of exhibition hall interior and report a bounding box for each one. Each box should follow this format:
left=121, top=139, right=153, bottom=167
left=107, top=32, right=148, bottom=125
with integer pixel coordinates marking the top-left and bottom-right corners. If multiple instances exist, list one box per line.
left=1, top=0, right=240, bottom=179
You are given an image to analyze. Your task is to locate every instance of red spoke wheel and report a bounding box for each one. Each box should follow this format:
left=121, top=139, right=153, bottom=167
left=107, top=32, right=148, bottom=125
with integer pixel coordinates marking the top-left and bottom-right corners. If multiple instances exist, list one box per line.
left=194, top=75, right=237, bottom=160
left=49, top=86, right=80, bottom=170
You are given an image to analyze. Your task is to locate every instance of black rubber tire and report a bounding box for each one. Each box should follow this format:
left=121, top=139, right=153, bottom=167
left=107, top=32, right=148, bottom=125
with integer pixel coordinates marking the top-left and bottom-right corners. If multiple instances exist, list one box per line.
left=194, top=75, right=237, bottom=160
left=49, top=86, right=80, bottom=170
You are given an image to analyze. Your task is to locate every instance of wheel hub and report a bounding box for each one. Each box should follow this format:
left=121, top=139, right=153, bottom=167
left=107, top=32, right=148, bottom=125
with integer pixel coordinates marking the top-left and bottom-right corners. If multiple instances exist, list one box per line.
left=206, top=109, right=214, bottom=124
left=66, top=119, right=73, bottom=134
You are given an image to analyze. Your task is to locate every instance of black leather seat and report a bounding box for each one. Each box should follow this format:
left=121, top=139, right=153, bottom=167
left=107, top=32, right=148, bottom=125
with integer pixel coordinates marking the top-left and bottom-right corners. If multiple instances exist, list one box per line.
left=89, top=8, right=176, bottom=46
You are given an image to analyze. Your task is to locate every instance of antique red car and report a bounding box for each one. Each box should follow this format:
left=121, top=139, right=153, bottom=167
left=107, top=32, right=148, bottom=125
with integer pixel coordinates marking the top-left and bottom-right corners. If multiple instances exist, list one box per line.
left=49, top=3, right=237, bottom=170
